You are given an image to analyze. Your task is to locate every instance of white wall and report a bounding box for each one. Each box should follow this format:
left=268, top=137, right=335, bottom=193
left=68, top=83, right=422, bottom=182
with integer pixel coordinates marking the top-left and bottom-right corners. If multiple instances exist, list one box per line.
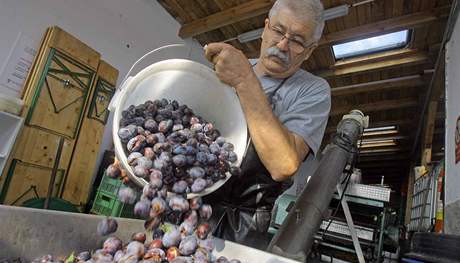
left=0, top=0, right=208, bottom=194
left=445, top=12, right=460, bottom=235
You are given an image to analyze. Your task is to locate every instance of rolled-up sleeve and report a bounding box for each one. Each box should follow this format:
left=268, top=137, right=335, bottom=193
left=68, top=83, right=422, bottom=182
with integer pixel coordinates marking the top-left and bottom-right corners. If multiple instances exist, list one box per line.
left=278, top=79, right=331, bottom=155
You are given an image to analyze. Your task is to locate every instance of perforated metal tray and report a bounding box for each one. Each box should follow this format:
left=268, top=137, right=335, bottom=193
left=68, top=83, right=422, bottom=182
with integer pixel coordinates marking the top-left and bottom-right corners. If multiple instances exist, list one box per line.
left=344, top=183, right=391, bottom=202
left=319, top=220, right=375, bottom=241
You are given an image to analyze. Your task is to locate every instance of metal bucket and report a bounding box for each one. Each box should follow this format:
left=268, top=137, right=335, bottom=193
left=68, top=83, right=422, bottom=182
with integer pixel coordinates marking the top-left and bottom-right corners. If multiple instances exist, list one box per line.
left=0, top=205, right=300, bottom=263
left=109, top=46, right=248, bottom=198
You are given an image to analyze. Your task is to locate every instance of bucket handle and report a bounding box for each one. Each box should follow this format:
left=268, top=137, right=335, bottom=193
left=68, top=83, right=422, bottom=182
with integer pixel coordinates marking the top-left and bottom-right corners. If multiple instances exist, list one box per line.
left=108, top=44, right=190, bottom=112
left=119, top=43, right=188, bottom=91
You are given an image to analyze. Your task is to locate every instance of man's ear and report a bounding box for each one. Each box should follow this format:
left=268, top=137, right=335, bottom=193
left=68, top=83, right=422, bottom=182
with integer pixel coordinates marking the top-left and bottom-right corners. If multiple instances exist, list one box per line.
left=303, top=43, right=318, bottom=62
left=261, top=18, right=270, bottom=40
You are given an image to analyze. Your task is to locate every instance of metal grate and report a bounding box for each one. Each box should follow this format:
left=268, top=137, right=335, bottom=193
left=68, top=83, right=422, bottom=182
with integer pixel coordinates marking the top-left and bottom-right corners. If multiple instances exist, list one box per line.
left=319, top=220, right=375, bottom=241
left=409, top=174, right=437, bottom=231
left=344, top=183, right=391, bottom=202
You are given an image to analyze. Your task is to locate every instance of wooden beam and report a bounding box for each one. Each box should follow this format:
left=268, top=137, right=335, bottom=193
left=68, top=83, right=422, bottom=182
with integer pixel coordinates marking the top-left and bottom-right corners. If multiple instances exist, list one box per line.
left=358, top=162, right=410, bottom=168
left=316, top=52, right=430, bottom=78
left=161, top=0, right=194, bottom=23
left=359, top=147, right=410, bottom=155
left=178, top=0, right=274, bottom=38
left=420, top=52, right=446, bottom=165
left=331, top=74, right=426, bottom=96
left=330, top=98, right=418, bottom=116
left=436, top=111, right=446, bottom=120
left=319, top=6, right=450, bottom=46
left=333, top=49, right=418, bottom=68
left=358, top=154, right=410, bottom=162
left=411, top=0, right=458, bottom=159
left=434, top=128, right=444, bottom=135
left=185, top=4, right=449, bottom=47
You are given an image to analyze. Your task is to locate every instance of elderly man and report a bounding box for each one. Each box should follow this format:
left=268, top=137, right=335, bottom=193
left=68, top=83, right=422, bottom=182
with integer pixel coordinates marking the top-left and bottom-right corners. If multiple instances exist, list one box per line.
left=204, top=0, right=331, bottom=249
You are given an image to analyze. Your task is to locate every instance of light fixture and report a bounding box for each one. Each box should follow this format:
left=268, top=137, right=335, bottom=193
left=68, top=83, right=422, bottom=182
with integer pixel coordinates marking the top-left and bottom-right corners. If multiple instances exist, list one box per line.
left=364, top=126, right=397, bottom=132
left=360, top=139, right=396, bottom=145
left=323, top=4, right=349, bottom=21
left=236, top=28, right=264, bottom=43
left=359, top=140, right=397, bottom=148
left=363, top=130, right=399, bottom=137
left=223, top=0, right=375, bottom=44
left=363, top=125, right=399, bottom=137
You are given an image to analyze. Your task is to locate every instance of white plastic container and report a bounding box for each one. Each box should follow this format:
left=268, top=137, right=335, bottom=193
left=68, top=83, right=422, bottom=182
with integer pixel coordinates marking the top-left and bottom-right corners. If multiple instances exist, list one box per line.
left=109, top=58, right=248, bottom=198
left=0, top=111, right=24, bottom=176
left=0, top=93, right=24, bottom=115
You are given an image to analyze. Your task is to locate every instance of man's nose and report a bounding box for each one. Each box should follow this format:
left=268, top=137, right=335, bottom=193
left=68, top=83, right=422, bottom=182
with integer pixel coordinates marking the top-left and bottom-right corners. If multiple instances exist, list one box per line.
left=276, top=37, right=290, bottom=52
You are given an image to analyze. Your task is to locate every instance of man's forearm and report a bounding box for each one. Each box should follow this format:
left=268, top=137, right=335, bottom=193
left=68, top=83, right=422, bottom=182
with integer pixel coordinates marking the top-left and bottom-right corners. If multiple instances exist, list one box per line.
left=236, top=77, right=300, bottom=181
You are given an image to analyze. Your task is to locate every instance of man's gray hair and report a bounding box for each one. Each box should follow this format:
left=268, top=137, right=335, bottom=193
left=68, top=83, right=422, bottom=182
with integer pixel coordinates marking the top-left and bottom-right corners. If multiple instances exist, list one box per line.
left=268, top=0, right=325, bottom=42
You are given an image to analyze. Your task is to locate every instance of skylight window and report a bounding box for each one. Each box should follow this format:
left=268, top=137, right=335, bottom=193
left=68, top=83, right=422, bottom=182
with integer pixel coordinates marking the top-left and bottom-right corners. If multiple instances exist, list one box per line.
left=332, top=30, right=410, bottom=60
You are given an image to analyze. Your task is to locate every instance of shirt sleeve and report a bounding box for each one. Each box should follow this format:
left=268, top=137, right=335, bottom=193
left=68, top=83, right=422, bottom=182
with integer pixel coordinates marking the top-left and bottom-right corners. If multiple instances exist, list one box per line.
left=278, top=78, right=331, bottom=156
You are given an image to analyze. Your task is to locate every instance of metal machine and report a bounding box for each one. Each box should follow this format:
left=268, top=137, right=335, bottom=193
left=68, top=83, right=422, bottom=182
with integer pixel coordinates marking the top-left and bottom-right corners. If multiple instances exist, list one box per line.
left=268, top=110, right=369, bottom=262
left=270, top=183, right=393, bottom=262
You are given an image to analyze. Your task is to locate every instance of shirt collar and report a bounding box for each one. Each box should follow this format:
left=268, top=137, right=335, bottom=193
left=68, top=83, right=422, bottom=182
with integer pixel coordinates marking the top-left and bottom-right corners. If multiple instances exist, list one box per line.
left=249, top=59, right=285, bottom=88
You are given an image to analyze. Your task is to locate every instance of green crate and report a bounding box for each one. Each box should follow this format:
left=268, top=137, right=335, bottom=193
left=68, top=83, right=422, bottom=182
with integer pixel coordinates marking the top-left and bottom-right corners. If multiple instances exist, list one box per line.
left=90, top=173, right=139, bottom=218
left=97, top=173, right=123, bottom=197
left=90, top=190, right=137, bottom=218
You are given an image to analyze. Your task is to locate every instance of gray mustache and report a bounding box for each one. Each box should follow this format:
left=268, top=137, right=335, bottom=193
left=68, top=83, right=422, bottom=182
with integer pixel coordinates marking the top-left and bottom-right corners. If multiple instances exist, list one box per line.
left=265, top=46, right=290, bottom=66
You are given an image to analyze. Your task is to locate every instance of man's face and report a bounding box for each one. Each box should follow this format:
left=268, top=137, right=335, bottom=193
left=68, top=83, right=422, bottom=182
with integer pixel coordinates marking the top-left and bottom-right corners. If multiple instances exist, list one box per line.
left=259, top=8, right=318, bottom=78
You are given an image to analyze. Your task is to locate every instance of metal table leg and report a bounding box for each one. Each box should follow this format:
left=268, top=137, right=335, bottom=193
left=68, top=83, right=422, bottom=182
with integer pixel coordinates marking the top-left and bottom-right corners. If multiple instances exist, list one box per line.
left=376, top=208, right=386, bottom=262
left=337, top=184, right=366, bottom=263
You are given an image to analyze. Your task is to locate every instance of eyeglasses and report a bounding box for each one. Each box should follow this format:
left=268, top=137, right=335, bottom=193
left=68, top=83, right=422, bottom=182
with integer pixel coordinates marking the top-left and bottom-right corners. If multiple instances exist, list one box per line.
left=267, top=20, right=311, bottom=53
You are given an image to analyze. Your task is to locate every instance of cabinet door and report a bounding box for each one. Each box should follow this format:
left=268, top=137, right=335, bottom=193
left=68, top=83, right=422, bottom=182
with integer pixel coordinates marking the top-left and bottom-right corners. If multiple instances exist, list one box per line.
left=12, top=127, right=73, bottom=169
left=63, top=60, right=118, bottom=206
left=0, top=160, right=65, bottom=205
left=26, top=49, right=95, bottom=139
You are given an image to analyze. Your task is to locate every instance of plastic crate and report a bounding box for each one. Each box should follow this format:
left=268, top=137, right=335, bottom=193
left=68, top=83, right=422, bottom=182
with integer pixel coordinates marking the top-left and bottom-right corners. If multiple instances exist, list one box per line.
left=97, top=173, right=123, bottom=197
left=90, top=190, right=137, bottom=218
left=90, top=173, right=138, bottom=218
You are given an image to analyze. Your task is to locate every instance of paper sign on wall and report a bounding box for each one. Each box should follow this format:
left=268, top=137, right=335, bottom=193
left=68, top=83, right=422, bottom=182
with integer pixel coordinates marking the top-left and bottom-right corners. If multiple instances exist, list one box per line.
left=0, top=32, right=39, bottom=98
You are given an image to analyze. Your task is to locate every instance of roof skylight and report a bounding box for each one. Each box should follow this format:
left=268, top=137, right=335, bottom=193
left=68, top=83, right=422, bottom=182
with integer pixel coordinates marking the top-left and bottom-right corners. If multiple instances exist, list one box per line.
left=333, top=30, right=410, bottom=59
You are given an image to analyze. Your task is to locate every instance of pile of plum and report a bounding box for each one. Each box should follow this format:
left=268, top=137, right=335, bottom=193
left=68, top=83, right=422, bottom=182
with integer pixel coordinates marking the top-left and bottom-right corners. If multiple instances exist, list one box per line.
left=31, top=100, right=243, bottom=263
left=33, top=162, right=241, bottom=263
left=32, top=193, right=241, bottom=262
left=110, top=99, right=241, bottom=194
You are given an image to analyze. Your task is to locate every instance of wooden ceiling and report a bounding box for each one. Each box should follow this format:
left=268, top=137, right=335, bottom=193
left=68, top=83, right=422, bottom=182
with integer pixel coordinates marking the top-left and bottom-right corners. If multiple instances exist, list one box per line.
left=157, top=0, right=451, bottom=193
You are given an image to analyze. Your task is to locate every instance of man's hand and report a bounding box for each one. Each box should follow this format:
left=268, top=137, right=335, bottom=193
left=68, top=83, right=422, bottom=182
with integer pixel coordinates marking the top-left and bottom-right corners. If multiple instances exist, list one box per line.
left=204, top=43, right=256, bottom=89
